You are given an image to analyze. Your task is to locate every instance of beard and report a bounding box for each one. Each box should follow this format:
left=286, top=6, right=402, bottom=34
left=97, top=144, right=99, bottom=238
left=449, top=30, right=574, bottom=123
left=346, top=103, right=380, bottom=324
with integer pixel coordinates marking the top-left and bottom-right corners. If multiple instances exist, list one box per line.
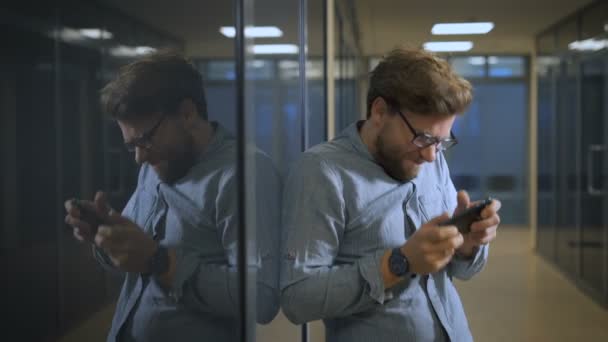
left=152, top=134, right=197, bottom=184
left=375, top=134, right=420, bottom=183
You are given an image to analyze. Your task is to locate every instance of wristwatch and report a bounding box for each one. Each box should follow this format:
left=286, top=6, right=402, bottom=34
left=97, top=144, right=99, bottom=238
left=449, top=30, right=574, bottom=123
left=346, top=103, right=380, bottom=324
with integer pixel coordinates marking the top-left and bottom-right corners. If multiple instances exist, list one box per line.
left=388, top=247, right=410, bottom=277
left=147, top=245, right=170, bottom=276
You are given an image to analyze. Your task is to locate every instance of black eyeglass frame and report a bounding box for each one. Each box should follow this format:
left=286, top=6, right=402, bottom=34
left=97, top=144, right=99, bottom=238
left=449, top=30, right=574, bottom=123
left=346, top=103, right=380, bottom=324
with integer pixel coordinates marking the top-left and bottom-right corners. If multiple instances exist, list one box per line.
left=396, top=110, right=458, bottom=152
left=124, top=115, right=166, bottom=152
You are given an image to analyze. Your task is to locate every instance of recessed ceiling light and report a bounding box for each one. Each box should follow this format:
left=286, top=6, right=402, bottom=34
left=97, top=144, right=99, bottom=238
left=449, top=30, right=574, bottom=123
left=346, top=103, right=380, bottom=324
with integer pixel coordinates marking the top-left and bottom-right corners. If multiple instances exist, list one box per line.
left=251, top=44, right=298, bottom=54
left=220, top=26, right=283, bottom=38
left=424, top=41, right=474, bottom=52
left=432, top=22, right=494, bottom=35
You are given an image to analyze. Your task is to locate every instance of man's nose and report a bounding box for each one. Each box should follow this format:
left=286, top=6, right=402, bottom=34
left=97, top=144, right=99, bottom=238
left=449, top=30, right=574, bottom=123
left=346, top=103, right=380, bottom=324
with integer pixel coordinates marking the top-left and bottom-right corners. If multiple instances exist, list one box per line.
left=419, top=144, right=438, bottom=163
left=134, top=146, right=149, bottom=165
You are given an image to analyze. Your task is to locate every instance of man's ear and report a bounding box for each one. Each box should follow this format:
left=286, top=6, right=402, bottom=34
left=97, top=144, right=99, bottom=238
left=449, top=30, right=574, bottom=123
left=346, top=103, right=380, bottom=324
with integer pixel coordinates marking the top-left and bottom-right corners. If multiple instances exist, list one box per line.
left=370, top=96, right=390, bottom=125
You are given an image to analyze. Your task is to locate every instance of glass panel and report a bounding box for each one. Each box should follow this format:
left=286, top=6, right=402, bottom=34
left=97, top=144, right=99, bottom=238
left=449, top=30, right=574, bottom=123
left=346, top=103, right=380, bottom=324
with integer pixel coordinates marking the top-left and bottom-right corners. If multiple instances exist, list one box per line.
left=207, top=60, right=237, bottom=80
left=247, top=59, right=275, bottom=80
left=0, top=6, right=60, bottom=340
left=536, top=62, right=557, bottom=259
left=555, top=57, right=579, bottom=276
left=580, top=55, right=607, bottom=294
left=488, top=56, right=525, bottom=77
left=250, top=0, right=299, bottom=340
left=450, top=56, right=486, bottom=78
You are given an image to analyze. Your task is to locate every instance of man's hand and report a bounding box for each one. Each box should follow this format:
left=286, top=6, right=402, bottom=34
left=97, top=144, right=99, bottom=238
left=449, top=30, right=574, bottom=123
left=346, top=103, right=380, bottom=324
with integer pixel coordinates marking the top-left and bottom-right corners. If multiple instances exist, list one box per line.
left=95, top=211, right=158, bottom=274
left=454, top=190, right=501, bottom=258
left=401, top=213, right=465, bottom=275
left=64, top=191, right=111, bottom=243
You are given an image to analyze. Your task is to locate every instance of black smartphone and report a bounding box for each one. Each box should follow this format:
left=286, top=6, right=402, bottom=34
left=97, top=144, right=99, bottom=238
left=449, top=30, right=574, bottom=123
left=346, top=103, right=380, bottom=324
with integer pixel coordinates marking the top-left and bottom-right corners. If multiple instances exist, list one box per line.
left=71, top=199, right=103, bottom=234
left=440, top=197, right=493, bottom=235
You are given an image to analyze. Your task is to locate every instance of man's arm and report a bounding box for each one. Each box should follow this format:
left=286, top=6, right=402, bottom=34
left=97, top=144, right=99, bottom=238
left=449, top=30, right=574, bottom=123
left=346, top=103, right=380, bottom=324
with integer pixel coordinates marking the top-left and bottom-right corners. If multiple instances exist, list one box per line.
left=280, top=154, right=392, bottom=324
left=164, top=155, right=281, bottom=324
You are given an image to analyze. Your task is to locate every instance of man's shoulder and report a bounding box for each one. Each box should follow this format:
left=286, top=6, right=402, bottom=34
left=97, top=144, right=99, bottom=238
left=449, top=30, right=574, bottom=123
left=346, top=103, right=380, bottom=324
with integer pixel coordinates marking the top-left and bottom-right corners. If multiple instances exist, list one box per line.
left=302, top=138, right=360, bottom=166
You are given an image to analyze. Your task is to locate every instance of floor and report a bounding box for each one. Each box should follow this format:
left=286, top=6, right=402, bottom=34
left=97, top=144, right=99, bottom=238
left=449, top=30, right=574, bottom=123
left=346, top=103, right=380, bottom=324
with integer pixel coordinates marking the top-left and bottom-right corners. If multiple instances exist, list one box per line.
left=60, top=227, right=608, bottom=342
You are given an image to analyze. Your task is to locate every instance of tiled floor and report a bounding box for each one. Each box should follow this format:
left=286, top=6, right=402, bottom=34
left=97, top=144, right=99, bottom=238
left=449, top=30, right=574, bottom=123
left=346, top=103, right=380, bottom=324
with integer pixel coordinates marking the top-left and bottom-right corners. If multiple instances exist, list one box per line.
left=454, top=226, right=608, bottom=342
left=60, top=227, right=608, bottom=341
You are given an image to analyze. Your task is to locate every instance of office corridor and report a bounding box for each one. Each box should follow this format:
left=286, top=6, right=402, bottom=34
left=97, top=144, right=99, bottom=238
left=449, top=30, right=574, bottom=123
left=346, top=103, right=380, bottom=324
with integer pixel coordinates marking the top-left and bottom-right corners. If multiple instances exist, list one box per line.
left=455, top=227, right=608, bottom=342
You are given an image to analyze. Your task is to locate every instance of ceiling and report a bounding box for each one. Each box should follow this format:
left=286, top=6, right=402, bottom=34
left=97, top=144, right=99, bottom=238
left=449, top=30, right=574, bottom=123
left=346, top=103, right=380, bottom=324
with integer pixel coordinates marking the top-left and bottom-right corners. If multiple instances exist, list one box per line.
left=356, top=0, right=595, bottom=55
left=100, top=0, right=595, bottom=57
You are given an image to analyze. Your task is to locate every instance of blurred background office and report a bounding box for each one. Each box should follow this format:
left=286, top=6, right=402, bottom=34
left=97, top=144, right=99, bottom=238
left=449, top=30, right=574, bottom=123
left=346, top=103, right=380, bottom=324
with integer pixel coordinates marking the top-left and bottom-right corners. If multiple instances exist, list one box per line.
left=1, top=0, right=607, bottom=341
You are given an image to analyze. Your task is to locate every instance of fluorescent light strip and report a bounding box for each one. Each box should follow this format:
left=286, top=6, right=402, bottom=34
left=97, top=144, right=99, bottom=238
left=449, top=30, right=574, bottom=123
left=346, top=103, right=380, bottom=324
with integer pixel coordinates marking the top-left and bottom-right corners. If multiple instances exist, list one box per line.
left=109, top=45, right=157, bottom=58
left=79, top=28, right=113, bottom=40
left=424, top=41, right=473, bottom=52
left=220, top=26, right=283, bottom=38
left=568, top=38, right=608, bottom=51
left=252, top=44, right=298, bottom=55
left=432, top=22, right=494, bottom=35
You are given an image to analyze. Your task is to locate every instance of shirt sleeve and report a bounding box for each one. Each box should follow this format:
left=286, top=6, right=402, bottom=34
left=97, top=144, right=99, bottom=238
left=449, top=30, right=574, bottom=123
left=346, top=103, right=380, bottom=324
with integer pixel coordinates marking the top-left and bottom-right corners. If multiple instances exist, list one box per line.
left=280, top=153, right=387, bottom=325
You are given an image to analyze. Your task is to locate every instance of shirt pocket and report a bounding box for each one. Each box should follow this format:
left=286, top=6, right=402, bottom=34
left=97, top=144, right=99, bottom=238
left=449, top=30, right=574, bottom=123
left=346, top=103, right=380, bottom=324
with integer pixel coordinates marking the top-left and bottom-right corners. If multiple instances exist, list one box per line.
left=418, top=185, right=448, bottom=223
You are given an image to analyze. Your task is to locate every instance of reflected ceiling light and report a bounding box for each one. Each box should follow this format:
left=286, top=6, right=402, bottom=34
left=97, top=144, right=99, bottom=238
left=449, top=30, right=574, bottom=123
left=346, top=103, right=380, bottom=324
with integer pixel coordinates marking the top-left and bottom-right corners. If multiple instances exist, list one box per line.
left=252, top=44, right=298, bottom=54
left=110, top=45, right=157, bottom=57
left=50, top=28, right=85, bottom=42
left=49, top=27, right=113, bottom=42
left=468, top=57, right=498, bottom=65
left=568, top=38, right=608, bottom=51
left=432, top=22, right=494, bottom=35
left=220, top=26, right=283, bottom=38
left=424, top=41, right=473, bottom=52
left=79, top=28, right=113, bottom=40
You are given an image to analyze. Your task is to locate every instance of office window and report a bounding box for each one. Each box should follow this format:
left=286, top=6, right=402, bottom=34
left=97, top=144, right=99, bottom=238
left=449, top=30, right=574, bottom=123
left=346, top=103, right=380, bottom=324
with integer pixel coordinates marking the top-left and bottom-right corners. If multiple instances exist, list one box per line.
left=489, top=56, right=525, bottom=77
left=450, top=56, right=486, bottom=78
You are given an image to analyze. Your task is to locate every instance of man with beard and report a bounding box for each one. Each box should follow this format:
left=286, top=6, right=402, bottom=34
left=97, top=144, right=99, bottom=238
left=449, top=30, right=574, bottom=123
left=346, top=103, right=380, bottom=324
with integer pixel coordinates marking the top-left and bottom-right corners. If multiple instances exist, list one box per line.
left=280, top=47, right=502, bottom=341
left=64, top=53, right=280, bottom=341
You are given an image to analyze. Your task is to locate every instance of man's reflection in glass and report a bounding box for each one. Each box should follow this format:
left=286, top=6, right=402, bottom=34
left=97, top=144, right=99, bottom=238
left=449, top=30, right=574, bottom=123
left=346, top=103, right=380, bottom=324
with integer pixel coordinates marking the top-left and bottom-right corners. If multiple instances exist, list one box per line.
left=64, top=52, right=280, bottom=342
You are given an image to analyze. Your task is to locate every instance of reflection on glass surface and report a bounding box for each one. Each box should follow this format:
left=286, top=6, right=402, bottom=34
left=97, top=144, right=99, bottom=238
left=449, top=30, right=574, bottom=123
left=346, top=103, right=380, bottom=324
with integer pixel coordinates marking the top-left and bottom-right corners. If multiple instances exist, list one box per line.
left=61, top=52, right=281, bottom=341
left=534, top=0, right=608, bottom=309
left=1, top=1, right=289, bottom=341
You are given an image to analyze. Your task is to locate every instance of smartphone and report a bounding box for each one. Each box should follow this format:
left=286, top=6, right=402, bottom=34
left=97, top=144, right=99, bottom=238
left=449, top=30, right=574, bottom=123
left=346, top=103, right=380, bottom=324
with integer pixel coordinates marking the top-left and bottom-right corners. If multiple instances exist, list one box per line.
left=71, top=199, right=104, bottom=234
left=440, top=197, right=493, bottom=235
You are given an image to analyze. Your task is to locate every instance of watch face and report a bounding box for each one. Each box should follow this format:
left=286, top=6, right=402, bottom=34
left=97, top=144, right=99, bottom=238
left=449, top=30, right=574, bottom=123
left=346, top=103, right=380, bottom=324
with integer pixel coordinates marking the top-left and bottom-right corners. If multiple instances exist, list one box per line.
left=389, top=249, right=408, bottom=277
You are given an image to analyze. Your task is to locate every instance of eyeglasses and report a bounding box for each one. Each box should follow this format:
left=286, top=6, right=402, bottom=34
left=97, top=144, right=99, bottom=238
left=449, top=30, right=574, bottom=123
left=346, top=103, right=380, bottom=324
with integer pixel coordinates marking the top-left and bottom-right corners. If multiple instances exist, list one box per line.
left=124, top=115, right=166, bottom=152
left=397, top=110, right=458, bottom=152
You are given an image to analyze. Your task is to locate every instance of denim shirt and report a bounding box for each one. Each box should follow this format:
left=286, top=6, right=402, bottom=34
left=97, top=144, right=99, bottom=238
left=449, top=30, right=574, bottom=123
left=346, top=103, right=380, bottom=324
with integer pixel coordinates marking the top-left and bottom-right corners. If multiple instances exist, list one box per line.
left=280, top=122, right=488, bottom=342
left=95, top=123, right=281, bottom=342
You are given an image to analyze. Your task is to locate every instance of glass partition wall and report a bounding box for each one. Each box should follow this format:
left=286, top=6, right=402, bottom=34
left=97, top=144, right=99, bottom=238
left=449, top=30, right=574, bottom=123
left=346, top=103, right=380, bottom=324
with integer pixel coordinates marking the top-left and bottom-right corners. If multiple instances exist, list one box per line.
left=0, top=0, right=366, bottom=341
left=535, top=0, right=608, bottom=308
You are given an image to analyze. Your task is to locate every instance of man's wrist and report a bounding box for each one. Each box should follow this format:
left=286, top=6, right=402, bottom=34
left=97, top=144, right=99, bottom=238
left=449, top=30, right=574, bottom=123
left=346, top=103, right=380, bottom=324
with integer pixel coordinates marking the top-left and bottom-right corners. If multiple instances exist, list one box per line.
left=381, top=248, right=414, bottom=289
left=145, top=244, right=169, bottom=275
left=456, top=244, right=479, bottom=259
